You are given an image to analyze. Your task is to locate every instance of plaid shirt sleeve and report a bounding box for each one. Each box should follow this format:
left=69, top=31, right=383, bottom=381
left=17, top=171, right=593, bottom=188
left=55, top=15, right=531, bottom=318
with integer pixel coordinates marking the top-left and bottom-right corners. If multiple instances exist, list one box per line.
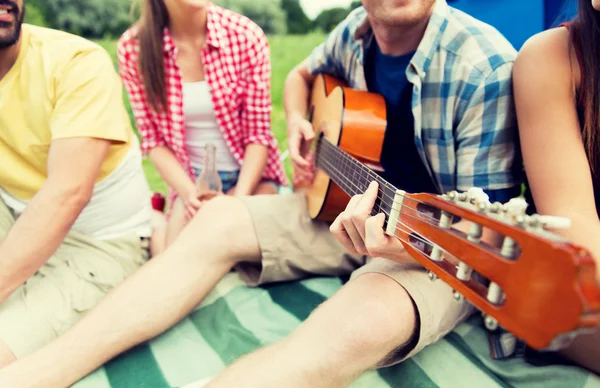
left=306, top=17, right=353, bottom=78
left=117, top=37, right=165, bottom=155
left=241, top=33, right=274, bottom=148
left=455, top=62, right=521, bottom=192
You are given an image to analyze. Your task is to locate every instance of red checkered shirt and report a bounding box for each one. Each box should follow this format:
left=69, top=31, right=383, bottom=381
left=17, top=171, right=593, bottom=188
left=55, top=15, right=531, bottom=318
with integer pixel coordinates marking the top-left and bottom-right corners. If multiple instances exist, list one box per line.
left=117, top=4, right=289, bottom=204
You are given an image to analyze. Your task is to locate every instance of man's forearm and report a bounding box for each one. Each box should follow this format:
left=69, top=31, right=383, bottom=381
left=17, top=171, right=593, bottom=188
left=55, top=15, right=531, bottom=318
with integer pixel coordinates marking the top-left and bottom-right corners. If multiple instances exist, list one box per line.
left=283, top=64, right=313, bottom=122
left=0, top=184, right=89, bottom=302
left=235, top=144, right=268, bottom=196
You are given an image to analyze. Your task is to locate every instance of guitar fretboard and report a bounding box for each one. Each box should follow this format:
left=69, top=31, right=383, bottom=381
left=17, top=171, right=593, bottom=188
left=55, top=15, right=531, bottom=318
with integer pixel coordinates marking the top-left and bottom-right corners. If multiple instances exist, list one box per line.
left=315, top=136, right=397, bottom=218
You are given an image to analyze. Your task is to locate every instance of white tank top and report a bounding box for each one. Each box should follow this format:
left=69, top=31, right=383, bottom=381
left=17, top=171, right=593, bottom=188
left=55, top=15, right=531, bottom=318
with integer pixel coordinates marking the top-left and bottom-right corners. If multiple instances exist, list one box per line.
left=0, top=137, right=152, bottom=240
left=183, top=81, right=240, bottom=172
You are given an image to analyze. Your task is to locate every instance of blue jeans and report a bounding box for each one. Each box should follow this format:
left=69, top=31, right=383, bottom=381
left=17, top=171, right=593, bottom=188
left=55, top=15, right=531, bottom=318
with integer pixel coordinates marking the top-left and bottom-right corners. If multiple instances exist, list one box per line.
left=192, top=168, right=240, bottom=194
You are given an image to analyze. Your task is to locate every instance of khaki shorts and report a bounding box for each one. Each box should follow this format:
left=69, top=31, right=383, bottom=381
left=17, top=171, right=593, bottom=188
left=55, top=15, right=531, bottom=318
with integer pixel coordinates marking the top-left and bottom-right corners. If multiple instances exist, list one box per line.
left=236, top=193, right=474, bottom=366
left=0, top=197, right=149, bottom=359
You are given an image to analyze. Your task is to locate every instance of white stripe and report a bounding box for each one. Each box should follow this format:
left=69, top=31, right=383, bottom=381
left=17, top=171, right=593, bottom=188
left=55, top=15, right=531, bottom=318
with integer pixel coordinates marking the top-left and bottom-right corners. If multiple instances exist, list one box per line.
left=196, top=272, right=247, bottom=310
left=71, top=367, right=112, bottom=388
left=149, top=319, right=225, bottom=387
left=412, top=339, right=503, bottom=388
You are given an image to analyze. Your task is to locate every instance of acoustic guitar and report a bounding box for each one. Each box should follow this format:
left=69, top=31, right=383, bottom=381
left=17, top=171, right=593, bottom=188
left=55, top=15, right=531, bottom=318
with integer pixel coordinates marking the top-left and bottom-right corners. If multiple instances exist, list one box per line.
left=303, top=73, right=600, bottom=351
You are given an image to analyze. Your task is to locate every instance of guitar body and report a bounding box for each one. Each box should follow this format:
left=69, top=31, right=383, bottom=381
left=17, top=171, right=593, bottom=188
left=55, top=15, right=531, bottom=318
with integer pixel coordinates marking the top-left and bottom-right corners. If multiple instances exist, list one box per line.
left=306, top=74, right=388, bottom=221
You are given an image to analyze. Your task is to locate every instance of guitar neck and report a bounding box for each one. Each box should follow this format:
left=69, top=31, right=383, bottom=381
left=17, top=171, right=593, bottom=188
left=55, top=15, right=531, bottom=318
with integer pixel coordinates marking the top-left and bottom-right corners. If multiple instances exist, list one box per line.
left=315, top=136, right=397, bottom=217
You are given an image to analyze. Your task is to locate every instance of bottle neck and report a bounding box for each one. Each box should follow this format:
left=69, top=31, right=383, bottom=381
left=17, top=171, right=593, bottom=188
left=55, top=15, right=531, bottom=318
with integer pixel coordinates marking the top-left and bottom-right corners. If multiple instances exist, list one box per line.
left=204, top=146, right=217, bottom=172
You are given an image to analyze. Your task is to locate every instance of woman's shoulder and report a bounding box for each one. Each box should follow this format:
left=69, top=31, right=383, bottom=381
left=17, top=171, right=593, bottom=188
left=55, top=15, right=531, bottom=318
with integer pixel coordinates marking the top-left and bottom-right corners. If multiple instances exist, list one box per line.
left=117, top=24, right=142, bottom=61
left=515, top=26, right=578, bottom=85
left=212, top=5, right=268, bottom=46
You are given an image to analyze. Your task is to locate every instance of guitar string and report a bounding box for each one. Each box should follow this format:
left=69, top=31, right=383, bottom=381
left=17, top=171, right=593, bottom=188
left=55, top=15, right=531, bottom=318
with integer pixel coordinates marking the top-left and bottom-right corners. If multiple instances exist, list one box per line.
left=318, top=155, right=499, bottom=296
left=318, top=138, right=432, bottom=204
left=318, top=137, right=505, bottom=213
left=316, top=145, right=443, bottom=226
left=315, top=136, right=512, bottom=307
left=314, top=137, right=513, bottom=262
left=318, top=140, right=517, bottom=253
left=317, top=143, right=454, bottom=226
left=317, top=141, right=464, bottom=225
left=317, top=147, right=511, bottom=261
left=317, top=155, right=492, bottom=290
left=317, top=155, right=462, bottom=253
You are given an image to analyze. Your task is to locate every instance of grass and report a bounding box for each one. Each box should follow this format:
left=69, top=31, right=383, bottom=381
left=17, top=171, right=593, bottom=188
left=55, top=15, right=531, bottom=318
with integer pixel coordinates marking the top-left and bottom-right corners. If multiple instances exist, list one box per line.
left=95, top=33, right=326, bottom=194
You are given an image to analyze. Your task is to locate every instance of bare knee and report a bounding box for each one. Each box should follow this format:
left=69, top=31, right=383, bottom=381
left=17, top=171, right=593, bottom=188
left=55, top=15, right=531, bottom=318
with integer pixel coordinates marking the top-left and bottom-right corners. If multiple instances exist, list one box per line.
left=252, top=182, right=277, bottom=195
left=314, top=273, right=418, bottom=356
left=0, top=340, right=16, bottom=368
left=174, top=196, right=261, bottom=265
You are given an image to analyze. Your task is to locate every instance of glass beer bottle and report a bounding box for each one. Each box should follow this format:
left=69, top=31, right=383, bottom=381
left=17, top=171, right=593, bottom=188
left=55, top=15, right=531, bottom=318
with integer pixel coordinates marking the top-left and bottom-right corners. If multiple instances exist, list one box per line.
left=196, top=143, right=222, bottom=201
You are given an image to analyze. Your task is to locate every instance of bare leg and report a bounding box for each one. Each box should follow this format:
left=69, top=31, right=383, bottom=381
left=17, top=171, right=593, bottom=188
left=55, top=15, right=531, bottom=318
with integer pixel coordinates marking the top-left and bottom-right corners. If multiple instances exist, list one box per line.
left=165, top=198, right=188, bottom=248
left=0, top=341, right=15, bottom=368
left=560, top=330, right=600, bottom=374
left=207, top=273, right=418, bottom=388
left=0, top=196, right=261, bottom=388
left=149, top=210, right=167, bottom=257
left=253, top=182, right=278, bottom=195
left=162, top=182, right=275, bottom=254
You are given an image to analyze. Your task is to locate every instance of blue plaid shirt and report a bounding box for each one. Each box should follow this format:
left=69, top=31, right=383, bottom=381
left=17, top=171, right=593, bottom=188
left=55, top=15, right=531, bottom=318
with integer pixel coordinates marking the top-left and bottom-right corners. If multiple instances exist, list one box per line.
left=306, top=0, right=523, bottom=202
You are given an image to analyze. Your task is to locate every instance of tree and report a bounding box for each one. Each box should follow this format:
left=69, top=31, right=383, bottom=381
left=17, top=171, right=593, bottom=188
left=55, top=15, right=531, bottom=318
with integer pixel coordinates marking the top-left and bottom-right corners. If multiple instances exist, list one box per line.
left=313, top=7, right=350, bottom=33
left=42, top=0, right=132, bottom=38
left=215, top=0, right=287, bottom=35
left=23, top=2, right=47, bottom=27
left=350, top=1, right=362, bottom=11
left=281, top=0, right=312, bottom=35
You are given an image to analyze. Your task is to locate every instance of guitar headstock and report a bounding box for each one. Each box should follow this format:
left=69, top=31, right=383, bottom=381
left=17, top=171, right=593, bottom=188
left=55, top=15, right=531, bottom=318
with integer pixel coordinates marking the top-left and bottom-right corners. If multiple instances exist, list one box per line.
left=390, top=188, right=600, bottom=351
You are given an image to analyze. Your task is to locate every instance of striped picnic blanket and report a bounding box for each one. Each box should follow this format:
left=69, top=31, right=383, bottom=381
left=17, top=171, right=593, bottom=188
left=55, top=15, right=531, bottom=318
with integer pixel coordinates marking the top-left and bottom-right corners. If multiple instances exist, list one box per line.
left=72, top=273, right=600, bottom=388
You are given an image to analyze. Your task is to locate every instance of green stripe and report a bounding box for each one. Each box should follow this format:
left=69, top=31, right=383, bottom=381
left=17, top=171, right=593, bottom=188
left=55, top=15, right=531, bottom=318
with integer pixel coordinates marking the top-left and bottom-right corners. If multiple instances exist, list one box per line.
left=104, top=343, right=170, bottom=388
left=189, top=295, right=262, bottom=365
left=445, top=332, right=512, bottom=387
left=378, top=359, right=439, bottom=388
left=265, top=280, right=327, bottom=321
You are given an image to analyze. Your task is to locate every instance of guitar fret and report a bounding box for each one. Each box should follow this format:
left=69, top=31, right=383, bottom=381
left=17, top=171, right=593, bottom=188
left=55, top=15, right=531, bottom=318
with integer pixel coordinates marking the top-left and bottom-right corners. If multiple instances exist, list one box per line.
left=316, top=138, right=397, bottom=213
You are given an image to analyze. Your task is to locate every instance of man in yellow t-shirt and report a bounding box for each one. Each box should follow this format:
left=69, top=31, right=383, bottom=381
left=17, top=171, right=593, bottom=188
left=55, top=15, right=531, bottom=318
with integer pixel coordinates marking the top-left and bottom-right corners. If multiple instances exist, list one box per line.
left=0, top=0, right=152, bottom=365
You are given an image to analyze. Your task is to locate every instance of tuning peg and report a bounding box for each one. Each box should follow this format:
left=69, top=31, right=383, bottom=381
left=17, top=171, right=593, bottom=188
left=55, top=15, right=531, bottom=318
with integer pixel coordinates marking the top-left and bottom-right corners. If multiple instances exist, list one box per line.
left=489, top=202, right=503, bottom=213
left=484, top=315, right=499, bottom=331
left=456, top=262, right=473, bottom=281
left=467, top=187, right=489, bottom=204
left=538, top=215, right=571, bottom=230
left=428, top=271, right=438, bottom=281
left=453, top=290, right=463, bottom=302
left=503, top=197, right=528, bottom=215
left=447, top=191, right=459, bottom=201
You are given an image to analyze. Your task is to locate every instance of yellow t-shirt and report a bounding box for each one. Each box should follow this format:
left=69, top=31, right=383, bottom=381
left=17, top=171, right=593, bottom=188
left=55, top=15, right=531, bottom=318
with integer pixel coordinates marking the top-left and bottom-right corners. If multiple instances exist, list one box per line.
left=0, top=24, right=133, bottom=200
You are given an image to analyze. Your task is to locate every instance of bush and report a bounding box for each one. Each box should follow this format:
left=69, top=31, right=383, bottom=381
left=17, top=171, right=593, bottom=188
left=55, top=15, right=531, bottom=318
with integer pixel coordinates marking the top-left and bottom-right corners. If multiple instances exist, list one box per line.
left=23, top=3, right=47, bottom=27
left=42, top=0, right=132, bottom=38
left=215, top=0, right=287, bottom=35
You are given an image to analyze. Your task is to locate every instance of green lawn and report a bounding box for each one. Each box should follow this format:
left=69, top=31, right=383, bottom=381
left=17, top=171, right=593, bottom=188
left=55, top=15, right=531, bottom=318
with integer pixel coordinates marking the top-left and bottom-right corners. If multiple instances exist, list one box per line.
left=95, top=34, right=326, bottom=194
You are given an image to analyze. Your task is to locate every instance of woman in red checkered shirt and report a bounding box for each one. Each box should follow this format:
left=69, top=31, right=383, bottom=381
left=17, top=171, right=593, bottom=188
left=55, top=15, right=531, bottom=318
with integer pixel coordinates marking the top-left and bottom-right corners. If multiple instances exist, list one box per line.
left=117, top=0, right=289, bottom=253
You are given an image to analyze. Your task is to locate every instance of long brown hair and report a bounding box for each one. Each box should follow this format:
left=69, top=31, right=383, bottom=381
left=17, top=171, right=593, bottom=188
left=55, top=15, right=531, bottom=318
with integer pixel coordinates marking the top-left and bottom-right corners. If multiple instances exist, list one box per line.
left=134, top=0, right=169, bottom=112
left=571, top=0, right=600, bottom=174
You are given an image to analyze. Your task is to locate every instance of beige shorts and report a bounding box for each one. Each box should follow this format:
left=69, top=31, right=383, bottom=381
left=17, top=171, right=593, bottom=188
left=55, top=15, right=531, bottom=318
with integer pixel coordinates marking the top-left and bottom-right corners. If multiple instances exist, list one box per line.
left=236, top=193, right=474, bottom=366
left=0, top=197, right=149, bottom=359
